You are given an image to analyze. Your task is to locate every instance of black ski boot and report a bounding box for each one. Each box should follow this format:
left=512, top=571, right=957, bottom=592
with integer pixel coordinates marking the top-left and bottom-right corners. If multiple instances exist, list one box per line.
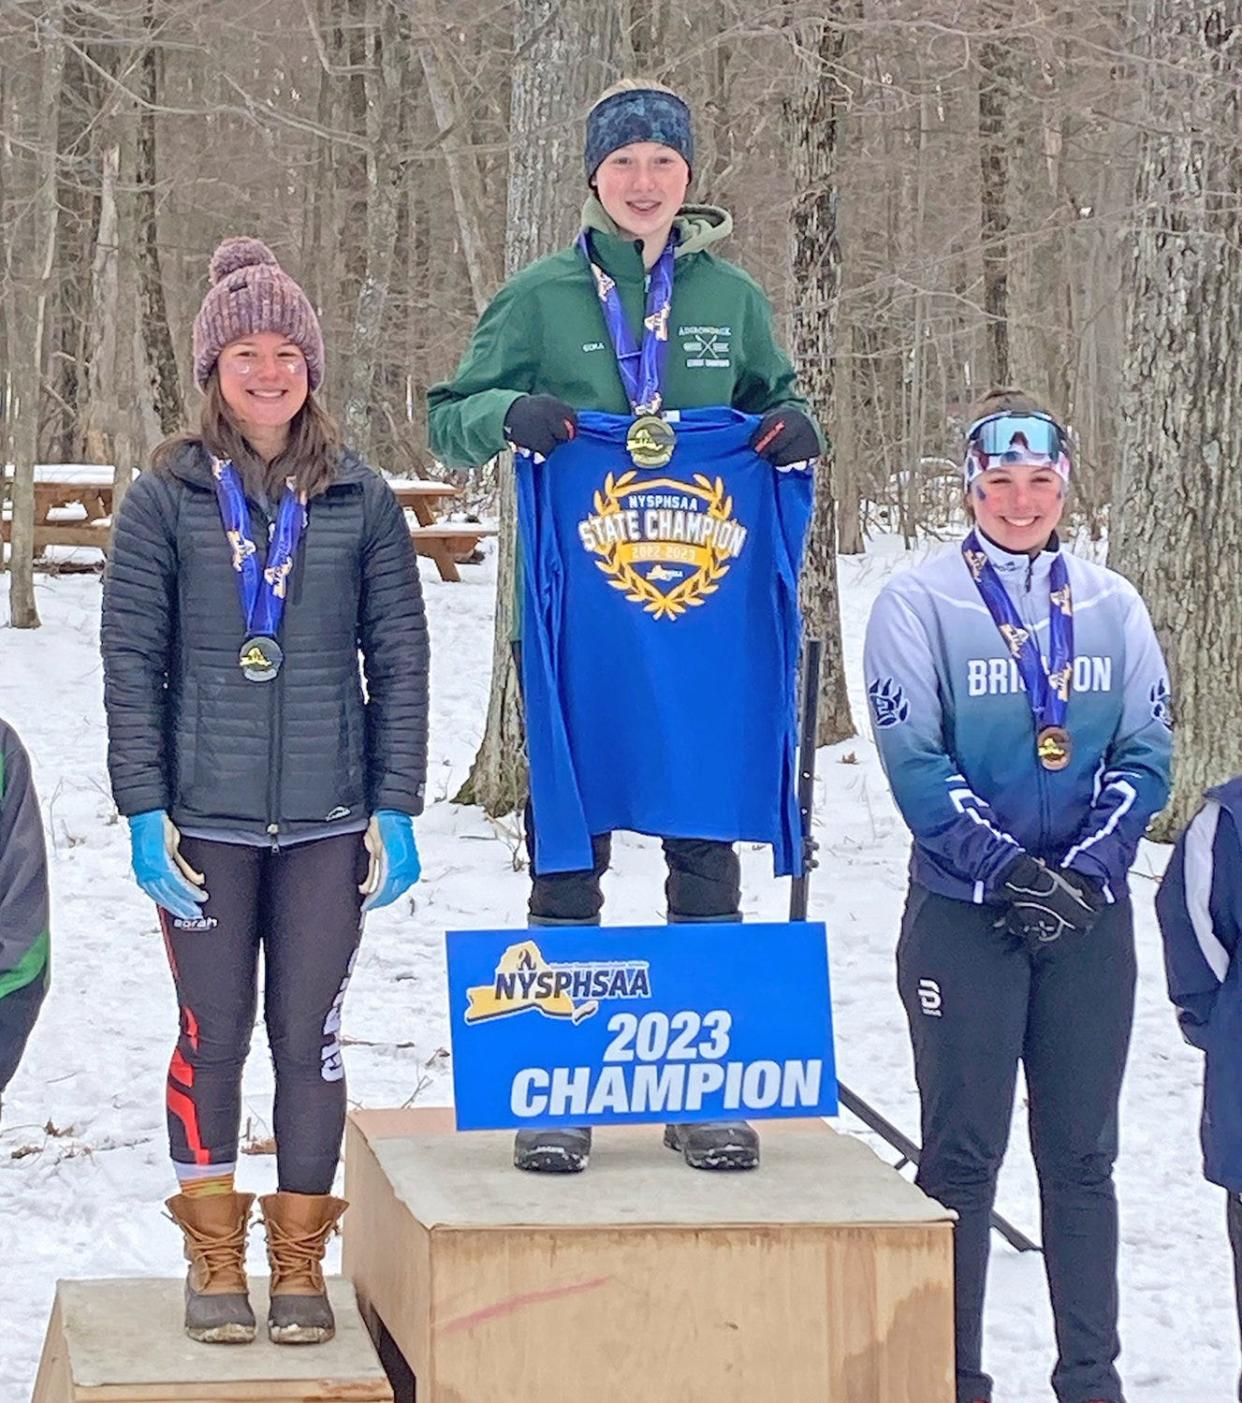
left=514, top=910, right=598, bottom=1173
left=514, top=1126, right=592, bottom=1173
left=664, top=1121, right=759, bottom=1170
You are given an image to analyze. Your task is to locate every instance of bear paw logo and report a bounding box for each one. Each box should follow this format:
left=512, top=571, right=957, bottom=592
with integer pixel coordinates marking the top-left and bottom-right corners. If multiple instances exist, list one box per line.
left=1150, top=678, right=1173, bottom=730
left=868, top=677, right=910, bottom=728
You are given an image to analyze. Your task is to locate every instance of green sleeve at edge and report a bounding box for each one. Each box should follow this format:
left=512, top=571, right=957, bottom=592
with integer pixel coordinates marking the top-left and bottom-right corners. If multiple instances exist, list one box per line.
left=0, top=928, right=49, bottom=1000
left=734, top=283, right=827, bottom=455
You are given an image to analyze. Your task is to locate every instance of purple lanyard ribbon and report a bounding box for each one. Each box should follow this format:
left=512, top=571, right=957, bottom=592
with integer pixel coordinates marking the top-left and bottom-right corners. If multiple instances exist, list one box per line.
left=210, top=456, right=307, bottom=640
left=961, top=529, right=1074, bottom=730
left=576, top=231, right=676, bottom=415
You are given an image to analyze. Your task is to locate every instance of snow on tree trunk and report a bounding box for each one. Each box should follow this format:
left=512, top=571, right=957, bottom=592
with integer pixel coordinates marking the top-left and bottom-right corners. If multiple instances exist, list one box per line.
left=1110, top=2, right=1242, bottom=837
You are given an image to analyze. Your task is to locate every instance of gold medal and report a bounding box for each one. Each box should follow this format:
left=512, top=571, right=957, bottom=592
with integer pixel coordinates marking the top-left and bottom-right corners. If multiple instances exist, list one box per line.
left=239, top=636, right=283, bottom=683
left=626, top=414, right=676, bottom=469
left=1037, top=725, right=1071, bottom=771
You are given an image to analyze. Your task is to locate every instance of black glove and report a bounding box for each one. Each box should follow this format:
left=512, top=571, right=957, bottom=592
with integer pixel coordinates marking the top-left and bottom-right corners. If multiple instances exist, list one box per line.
left=1057, top=865, right=1106, bottom=908
left=750, top=408, right=820, bottom=466
left=997, top=853, right=1105, bottom=951
left=503, top=395, right=578, bottom=457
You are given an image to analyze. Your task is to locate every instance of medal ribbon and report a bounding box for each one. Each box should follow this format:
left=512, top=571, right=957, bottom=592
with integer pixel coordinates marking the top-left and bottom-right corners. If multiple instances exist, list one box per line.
left=576, top=231, right=676, bottom=414
left=961, top=529, right=1073, bottom=733
left=210, top=456, right=307, bottom=642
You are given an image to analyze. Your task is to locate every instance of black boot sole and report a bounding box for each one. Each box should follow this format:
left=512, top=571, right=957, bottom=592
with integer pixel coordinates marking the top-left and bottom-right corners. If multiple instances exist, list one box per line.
left=513, top=1145, right=589, bottom=1173
left=663, top=1124, right=760, bottom=1171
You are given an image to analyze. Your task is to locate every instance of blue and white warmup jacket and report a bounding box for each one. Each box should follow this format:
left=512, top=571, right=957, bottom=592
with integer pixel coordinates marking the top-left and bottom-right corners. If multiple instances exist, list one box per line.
left=1156, top=776, right=1242, bottom=1192
left=863, top=532, right=1172, bottom=904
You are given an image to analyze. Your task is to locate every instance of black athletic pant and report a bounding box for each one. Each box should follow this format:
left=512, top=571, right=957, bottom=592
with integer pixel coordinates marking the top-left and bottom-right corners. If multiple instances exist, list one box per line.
left=1227, top=1192, right=1242, bottom=1401
left=897, top=884, right=1135, bottom=1403
left=0, top=971, right=48, bottom=1111
left=160, top=832, right=367, bottom=1194
left=524, top=801, right=741, bottom=923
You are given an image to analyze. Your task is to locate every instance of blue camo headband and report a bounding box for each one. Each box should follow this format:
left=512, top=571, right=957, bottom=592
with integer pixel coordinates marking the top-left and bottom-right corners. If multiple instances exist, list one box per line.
left=585, top=89, right=694, bottom=182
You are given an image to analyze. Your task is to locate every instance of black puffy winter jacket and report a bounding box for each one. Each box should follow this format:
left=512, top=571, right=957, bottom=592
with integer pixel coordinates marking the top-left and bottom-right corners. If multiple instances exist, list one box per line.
left=101, top=442, right=428, bottom=841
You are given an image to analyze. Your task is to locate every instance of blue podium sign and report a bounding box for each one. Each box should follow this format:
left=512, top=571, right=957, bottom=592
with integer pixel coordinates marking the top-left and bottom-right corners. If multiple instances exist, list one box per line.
left=445, top=921, right=836, bottom=1132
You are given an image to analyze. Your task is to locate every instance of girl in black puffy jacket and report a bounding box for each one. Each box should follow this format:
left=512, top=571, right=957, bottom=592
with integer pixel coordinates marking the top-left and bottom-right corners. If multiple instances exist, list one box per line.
left=101, top=236, right=428, bottom=1348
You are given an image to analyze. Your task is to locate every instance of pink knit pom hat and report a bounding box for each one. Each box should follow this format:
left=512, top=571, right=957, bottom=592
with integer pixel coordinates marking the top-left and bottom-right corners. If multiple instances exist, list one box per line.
left=192, top=236, right=325, bottom=390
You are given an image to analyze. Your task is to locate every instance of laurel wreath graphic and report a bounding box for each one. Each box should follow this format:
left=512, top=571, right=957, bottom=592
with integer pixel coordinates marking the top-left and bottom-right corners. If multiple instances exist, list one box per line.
left=589, top=471, right=734, bottom=621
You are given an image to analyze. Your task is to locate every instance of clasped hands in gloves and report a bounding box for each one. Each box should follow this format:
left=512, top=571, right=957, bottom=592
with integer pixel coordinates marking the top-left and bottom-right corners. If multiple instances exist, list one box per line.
left=128, top=807, right=421, bottom=919
left=996, top=852, right=1106, bottom=952
left=503, top=395, right=820, bottom=468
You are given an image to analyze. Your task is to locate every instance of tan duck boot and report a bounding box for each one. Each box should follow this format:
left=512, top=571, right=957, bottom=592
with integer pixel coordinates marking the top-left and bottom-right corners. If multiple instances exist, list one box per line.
left=165, top=1192, right=257, bottom=1343
left=259, top=1192, right=347, bottom=1344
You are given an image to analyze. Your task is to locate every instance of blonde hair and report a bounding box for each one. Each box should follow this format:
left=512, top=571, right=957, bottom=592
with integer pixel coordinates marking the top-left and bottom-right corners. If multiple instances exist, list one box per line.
left=588, top=77, right=680, bottom=114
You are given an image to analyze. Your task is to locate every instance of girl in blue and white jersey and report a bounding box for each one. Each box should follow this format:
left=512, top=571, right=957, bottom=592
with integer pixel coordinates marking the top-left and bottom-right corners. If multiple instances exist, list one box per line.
left=863, top=387, right=1172, bottom=1403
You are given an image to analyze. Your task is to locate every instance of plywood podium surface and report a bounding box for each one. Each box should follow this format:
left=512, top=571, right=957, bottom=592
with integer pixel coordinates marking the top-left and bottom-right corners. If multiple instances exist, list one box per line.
left=343, top=1108, right=955, bottom=1403
left=30, top=1277, right=393, bottom=1402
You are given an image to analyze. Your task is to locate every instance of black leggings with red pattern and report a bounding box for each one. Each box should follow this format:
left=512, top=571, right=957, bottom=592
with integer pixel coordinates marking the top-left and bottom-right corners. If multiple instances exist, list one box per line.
left=160, top=832, right=366, bottom=1194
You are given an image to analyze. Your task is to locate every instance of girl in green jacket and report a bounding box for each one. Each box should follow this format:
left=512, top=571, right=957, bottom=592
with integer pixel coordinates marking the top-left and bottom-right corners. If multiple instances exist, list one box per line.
left=428, top=78, right=822, bottom=1177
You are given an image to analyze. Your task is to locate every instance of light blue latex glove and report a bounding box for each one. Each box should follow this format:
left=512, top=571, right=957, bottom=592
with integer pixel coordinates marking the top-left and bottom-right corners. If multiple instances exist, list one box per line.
left=128, top=810, right=208, bottom=921
left=359, top=810, right=421, bottom=912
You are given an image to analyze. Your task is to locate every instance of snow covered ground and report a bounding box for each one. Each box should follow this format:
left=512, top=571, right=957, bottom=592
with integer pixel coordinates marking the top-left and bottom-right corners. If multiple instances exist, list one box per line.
left=0, top=536, right=1234, bottom=1400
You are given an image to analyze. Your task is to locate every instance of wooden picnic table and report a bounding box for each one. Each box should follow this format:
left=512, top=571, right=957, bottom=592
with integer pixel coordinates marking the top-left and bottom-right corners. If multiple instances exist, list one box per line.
left=2, top=468, right=495, bottom=583
left=0, top=469, right=115, bottom=551
left=386, top=479, right=497, bottom=582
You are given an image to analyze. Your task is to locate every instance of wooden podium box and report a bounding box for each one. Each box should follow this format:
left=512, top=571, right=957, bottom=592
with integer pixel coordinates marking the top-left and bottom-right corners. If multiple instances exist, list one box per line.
left=30, top=1277, right=393, bottom=1403
left=342, top=1109, right=954, bottom=1403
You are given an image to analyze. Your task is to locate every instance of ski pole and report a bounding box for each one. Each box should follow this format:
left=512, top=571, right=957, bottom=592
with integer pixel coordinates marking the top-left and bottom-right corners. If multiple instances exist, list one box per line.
left=789, top=637, right=1039, bottom=1255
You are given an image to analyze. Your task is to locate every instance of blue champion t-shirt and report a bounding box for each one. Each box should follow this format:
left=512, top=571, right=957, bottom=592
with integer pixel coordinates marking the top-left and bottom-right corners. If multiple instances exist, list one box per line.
left=516, top=407, right=813, bottom=877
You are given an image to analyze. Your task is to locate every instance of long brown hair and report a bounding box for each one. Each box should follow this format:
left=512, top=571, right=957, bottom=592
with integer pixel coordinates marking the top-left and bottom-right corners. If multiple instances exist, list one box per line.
left=151, top=372, right=343, bottom=499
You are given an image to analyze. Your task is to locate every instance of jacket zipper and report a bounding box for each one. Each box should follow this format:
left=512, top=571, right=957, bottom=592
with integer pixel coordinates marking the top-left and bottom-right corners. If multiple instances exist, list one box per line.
left=254, top=504, right=283, bottom=851
left=1021, top=564, right=1053, bottom=854
left=266, top=670, right=283, bottom=850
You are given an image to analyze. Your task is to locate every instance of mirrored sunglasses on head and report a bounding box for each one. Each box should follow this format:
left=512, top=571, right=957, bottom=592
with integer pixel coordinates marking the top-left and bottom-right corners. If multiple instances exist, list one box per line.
left=967, top=411, right=1065, bottom=463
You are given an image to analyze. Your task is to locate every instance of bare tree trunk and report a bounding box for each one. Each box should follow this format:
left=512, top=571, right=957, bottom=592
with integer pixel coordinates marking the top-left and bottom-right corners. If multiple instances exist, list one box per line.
left=834, top=317, right=863, bottom=554
left=782, top=1, right=857, bottom=745
left=906, top=73, right=930, bottom=532
left=82, top=142, right=121, bottom=464
left=113, top=93, right=154, bottom=522
left=0, top=56, right=13, bottom=577
left=111, top=120, right=145, bottom=532
left=9, top=11, right=66, bottom=629
left=342, top=0, right=407, bottom=457
left=978, top=23, right=1011, bottom=387
left=135, top=1, right=182, bottom=436
left=1110, top=0, right=1242, bottom=836
left=417, top=5, right=503, bottom=315
left=455, top=0, right=618, bottom=814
